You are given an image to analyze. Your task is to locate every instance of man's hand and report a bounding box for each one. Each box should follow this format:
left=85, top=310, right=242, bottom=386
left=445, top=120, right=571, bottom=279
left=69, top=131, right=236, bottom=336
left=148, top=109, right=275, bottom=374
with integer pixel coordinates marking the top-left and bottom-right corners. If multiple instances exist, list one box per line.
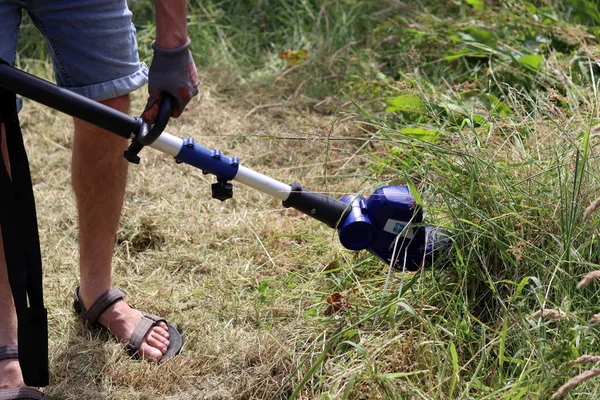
left=143, top=38, right=199, bottom=124
left=143, top=0, right=198, bottom=125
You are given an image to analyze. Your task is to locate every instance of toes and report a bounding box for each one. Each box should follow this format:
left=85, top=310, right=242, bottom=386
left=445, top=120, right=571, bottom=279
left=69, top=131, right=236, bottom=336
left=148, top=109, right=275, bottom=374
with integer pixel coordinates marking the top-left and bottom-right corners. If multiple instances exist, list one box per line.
left=155, top=321, right=170, bottom=338
left=141, top=327, right=170, bottom=358
left=133, top=326, right=171, bottom=361
left=146, top=335, right=168, bottom=354
left=149, top=330, right=170, bottom=348
left=157, top=321, right=169, bottom=336
left=138, top=343, right=163, bottom=361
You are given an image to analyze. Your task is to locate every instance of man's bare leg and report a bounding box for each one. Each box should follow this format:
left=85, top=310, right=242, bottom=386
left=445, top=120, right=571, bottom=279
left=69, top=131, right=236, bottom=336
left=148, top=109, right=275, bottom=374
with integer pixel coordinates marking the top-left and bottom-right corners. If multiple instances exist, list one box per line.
left=72, top=94, right=170, bottom=361
left=0, top=125, right=25, bottom=388
left=0, top=235, right=24, bottom=389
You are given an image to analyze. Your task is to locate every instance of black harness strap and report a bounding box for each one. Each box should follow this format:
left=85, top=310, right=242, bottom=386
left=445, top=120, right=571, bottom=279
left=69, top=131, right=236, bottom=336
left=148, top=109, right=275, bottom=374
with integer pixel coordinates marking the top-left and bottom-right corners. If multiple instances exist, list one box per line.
left=0, top=87, right=49, bottom=387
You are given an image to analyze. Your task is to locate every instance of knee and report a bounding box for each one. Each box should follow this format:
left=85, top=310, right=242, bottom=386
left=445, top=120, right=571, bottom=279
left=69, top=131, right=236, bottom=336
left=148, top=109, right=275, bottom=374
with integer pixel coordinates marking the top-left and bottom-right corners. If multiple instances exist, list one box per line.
left=73, top=93, right=131, bottom=137
left=99, top=94, right=130, bottom=113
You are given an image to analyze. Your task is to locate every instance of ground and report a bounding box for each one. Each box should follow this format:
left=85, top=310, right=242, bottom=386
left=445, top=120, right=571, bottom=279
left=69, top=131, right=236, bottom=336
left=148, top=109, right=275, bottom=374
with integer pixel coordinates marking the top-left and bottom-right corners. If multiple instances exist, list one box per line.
left=23, top=79, right=374, bottom=399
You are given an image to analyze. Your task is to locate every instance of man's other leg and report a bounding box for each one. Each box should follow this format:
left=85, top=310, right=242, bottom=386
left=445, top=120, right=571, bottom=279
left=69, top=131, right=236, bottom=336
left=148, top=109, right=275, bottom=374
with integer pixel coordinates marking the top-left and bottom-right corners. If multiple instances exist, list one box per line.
left=27, top=0, right=170, bottom=361
left=0, top=126, right=25, bottom=389
left=71, top=95, right=170, bottom=361
left=71, top=95, right=129, bottom=304
left=0, top=0, right=26, bottom=388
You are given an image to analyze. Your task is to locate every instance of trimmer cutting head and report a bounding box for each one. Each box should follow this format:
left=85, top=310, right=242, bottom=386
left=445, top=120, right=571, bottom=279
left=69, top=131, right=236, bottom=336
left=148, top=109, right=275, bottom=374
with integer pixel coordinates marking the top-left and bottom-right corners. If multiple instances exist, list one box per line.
left=338, top=186, right=450, bottom=271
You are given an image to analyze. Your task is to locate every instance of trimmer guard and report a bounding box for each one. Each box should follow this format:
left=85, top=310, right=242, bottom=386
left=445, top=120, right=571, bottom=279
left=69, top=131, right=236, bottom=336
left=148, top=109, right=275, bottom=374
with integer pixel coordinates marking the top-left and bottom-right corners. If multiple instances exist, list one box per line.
left=339, top=186, right=450, bottom=270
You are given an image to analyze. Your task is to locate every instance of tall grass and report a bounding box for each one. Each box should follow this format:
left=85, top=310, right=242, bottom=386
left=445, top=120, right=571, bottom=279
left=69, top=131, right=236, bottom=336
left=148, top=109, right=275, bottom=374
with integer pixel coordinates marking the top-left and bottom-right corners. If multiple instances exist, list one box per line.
left=303, top=1, right=600, bottom=398
left=136, top=0, right=390, bottom=101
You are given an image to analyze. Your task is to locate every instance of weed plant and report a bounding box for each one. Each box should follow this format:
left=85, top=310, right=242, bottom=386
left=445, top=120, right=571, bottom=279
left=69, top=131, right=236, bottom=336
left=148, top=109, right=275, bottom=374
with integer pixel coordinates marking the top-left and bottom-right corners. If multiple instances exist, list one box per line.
left=11, top=0, right=600, bottom=399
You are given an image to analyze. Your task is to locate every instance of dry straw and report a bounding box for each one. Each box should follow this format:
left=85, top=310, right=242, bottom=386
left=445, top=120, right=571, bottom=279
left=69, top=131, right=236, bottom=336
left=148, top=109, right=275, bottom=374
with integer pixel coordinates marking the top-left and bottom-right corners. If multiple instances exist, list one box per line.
left=576, top=270, right=600, bottom=288
left=552, top=369, right=600, bottom=399
left=554, top=271, right=600, bottom=397
left=568, top=355, right=600, bottom=366
left=530, top=309, right=568, bottom=321
left=583, top=197, right=600, bottom=222
left=589, top=314, right=600, bottom=324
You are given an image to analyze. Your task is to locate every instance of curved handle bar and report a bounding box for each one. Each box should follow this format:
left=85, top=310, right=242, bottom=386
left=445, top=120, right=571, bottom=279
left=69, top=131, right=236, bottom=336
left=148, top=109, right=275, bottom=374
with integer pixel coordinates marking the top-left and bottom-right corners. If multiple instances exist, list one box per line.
left=137, top=94, right=173, bottom=146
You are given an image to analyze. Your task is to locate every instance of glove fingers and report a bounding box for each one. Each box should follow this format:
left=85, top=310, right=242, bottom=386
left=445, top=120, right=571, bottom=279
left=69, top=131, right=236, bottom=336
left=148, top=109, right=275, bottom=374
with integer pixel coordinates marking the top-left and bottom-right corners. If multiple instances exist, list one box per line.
left=142, top=96, right=161, bottom=125
left=184, top=61, right=200, bottom=89
left=170, top=84, right=199, bottom=118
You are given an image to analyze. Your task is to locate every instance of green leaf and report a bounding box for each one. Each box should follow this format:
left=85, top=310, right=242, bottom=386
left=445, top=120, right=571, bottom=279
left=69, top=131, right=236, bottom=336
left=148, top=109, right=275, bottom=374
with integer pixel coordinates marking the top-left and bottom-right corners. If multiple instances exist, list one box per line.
left=290, top=345, right=329, bottom=400
left=449, top=342, right=459, bottom=397
left=339, top=341, right=368, bottom=356
left=464, top=26, right=497, bottom=45
left=443, top=102, right=467, bottom=115
left=524, top=2, right=536, bottom=13
left=395, top=301, right=416, bottom=315
left=258, top=281, right=269, bottom=293
left=444, top=48, right=472, bottom=61
left=399, top=127, right=439, bottom=143
left=518, top=54, right=544, bottom=70
left=471, top=114, right=487, bottom=126
left=449, top=48, right=489, bottom=61
left=484, top=94, right=513, bottom=117
left=441, top=102, right=486, bottom=127
left=499, top=312, right=508, bottom=381
left=404, top=176, right=422, bottom=207
left=385, top=95, right=426, bottom=114
left=465, top=0, right=485, bottom=10
left=342, top=373, right=357, bottom=400
left=376, top=370, right=429, bottom=379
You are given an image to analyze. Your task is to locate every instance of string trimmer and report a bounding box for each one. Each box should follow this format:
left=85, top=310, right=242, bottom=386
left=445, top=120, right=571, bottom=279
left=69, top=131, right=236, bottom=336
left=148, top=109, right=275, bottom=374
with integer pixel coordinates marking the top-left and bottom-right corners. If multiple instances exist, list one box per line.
left=0, top=63, right=450, bottom=271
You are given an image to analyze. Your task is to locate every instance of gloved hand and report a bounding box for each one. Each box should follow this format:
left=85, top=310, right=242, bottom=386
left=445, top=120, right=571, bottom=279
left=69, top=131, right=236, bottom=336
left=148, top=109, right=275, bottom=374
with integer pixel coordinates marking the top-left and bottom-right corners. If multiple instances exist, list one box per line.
left=143, top=37, right=199, bottom=124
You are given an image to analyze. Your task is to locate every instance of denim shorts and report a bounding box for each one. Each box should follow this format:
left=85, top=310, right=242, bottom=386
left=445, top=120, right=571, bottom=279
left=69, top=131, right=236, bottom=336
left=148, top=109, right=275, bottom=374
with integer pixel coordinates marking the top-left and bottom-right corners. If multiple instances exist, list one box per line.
left=0, top=0, right=148, bottom=101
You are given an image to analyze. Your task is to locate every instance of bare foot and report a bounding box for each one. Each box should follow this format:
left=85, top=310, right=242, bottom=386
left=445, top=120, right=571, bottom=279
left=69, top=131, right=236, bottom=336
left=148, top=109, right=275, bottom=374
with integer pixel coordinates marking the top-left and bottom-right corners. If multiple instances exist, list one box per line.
left=79, top=291, right=170, bottom=361
left=0, top=358, right=25, bottom=389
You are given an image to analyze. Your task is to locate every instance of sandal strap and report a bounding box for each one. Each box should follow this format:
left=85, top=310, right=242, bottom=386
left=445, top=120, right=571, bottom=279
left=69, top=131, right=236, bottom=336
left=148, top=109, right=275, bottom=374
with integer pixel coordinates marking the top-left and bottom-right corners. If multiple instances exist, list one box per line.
left=0, top=345, right=18, bottom=361
left=126, top=313, right=165, bottom=356
left=0, top=387, right=44, bottom=399
left=72, top=286, right=184, bottom=362
left=73, top=287, right=125, bottom=325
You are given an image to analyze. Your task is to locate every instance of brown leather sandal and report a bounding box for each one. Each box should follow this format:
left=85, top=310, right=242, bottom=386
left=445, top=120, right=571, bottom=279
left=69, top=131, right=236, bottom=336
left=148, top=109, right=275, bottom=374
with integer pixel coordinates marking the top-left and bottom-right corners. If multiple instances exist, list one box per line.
left=72, top=287, right=183, bottom=362
left=0, top=345, right=44, bottom=400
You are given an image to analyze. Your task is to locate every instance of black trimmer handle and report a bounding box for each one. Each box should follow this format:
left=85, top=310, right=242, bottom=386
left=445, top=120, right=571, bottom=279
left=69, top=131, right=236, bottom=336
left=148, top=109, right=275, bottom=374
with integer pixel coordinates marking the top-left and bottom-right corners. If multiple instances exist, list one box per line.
left=0, top=61, right=137, bottom=139
left=282, top=182, right=350, bottom=228
left=138, top=94, right=173, bottom=146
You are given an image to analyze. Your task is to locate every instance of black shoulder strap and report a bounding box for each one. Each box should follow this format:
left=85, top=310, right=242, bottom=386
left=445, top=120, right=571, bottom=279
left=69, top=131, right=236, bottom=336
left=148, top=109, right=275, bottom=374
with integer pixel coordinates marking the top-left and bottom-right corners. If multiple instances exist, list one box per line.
left=0, top=87, right=49, bottom=387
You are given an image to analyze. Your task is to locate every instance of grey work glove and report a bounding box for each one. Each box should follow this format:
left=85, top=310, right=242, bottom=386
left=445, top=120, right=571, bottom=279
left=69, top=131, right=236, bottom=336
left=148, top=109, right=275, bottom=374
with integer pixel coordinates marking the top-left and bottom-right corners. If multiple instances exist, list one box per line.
left=143, top=37, right=199, bottom=124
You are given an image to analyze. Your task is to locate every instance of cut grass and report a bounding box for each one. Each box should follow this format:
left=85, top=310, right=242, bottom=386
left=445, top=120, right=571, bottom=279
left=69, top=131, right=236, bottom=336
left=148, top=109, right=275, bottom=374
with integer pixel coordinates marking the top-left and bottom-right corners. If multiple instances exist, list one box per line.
left=22, top=82, right=373, bottom=399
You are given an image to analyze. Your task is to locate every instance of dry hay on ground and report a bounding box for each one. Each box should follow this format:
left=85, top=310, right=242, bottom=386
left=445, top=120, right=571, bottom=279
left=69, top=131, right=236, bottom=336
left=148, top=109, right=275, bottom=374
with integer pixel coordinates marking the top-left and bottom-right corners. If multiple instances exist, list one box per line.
left=22, top=87, right=372, bottom=399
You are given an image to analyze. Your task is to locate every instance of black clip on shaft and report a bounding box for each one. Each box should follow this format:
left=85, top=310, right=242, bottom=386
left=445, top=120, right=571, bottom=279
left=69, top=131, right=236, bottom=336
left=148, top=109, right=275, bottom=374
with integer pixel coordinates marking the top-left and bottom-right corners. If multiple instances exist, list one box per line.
left=124, top=94, right=173, bottom=164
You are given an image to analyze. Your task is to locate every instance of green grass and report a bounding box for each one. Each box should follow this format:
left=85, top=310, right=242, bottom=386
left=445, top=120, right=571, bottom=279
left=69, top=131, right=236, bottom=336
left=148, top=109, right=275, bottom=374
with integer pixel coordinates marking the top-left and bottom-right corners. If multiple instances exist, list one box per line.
left=11, top=0, right=600, bottom=398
